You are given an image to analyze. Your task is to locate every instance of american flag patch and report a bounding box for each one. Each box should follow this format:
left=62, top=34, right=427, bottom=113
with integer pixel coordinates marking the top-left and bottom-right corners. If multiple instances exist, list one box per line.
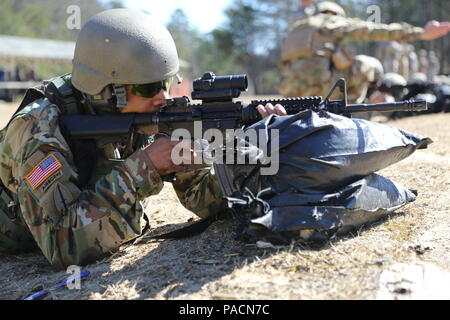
left=25, top=154, right=62, bottom=190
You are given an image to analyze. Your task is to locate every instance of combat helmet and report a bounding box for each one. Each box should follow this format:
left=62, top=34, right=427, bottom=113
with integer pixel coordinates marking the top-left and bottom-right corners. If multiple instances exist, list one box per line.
left=363, top=56, right=384, bottom=83
left=72, top=9, right=180, bottom=111
left=317, top=1, right=346, bottom=17
left=381, top=73, right=407, bottom=88
left=377, top=72, right=407, bottom=101
left=409, top=72, right=428, bottom=84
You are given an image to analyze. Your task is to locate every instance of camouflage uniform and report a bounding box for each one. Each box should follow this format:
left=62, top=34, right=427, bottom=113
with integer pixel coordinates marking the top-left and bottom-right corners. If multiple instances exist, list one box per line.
left=278, top=14, right=424, bottom=102
left=376, top=41, right=403, bottom=74
left=377, top=42, right=418, bottom=81
left=0, top=89, right=225, bottom=268
left=407, top=44, right=419, bottom=78
left=418, top=49, right=429, bottom=75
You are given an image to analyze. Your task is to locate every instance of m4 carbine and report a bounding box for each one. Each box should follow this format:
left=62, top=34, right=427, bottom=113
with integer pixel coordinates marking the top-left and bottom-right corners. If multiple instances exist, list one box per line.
left=60, top=71, right=428, bottom=147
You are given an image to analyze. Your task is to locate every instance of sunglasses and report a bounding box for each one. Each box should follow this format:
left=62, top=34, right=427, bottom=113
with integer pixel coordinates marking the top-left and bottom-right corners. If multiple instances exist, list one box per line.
left=131, top=78, right=172, bottom=98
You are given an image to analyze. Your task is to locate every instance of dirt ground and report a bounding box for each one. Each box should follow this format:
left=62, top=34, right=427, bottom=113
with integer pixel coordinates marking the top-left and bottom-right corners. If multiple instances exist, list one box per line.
left=0, top=101, right=448, bottom=300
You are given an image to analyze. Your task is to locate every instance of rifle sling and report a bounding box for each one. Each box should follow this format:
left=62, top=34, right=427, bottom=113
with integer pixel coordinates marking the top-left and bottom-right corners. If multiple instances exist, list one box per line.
left=141, top=213, right=218, bottom=240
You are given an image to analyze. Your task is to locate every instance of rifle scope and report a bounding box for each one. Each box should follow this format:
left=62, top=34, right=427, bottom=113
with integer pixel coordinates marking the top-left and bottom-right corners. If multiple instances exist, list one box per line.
left=192, top=71, right=248, bottom=101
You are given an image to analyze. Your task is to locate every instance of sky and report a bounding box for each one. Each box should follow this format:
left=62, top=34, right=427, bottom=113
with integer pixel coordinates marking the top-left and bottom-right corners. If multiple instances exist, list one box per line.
left=122, top=0, right=232, bottom=33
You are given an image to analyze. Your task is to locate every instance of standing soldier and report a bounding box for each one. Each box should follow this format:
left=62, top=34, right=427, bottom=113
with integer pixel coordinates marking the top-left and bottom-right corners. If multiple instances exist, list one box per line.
left=377, top=41, right=403, bottom=74
left=418, top=49, right=430, bottom=75
left=407, top=44, right=419, bottom=78
left=427, top=51, right=440, bottom=81
left=278, top=1, right=450, bottom=103
left=398, top=42, right=411, bottom=80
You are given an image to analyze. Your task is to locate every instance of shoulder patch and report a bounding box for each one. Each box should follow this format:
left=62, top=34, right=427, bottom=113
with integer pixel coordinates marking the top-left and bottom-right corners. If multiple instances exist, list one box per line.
left=25, top=154, right=62, bottom=190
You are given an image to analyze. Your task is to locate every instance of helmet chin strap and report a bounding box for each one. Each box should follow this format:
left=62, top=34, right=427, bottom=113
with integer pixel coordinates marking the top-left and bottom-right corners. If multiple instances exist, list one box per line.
left=84, top=84, right=128, bottom=113
left=175, top=73, right=183, bottom=85
left=112, top=84, right=128, bottom=109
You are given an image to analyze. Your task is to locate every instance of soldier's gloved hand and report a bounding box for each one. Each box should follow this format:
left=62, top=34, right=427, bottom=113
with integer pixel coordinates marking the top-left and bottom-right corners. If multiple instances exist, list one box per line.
left=422, top=21, right=450, bottom=40
left=256, top=103, right=287, bottom=118
left=143, top=136, right=194, bottom=175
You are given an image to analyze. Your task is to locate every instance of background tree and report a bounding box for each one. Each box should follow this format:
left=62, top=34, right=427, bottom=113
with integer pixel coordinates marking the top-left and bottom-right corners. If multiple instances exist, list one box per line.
left=0, top=0, right=106, bottom=40
left=0, top=0, right=448, bottom=92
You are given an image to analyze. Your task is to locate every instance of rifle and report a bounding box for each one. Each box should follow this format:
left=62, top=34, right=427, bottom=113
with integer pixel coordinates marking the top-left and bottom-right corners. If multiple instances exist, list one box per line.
left=60, top=71, right=428, bottom=148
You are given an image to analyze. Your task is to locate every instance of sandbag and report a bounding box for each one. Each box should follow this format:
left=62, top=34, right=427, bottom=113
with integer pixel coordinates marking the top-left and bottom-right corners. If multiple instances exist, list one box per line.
left=214, top=109, right=432, bottom=243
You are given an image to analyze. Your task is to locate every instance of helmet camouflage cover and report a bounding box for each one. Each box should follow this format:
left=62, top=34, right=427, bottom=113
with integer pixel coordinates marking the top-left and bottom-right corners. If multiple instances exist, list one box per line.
left=72, top=9, right=180, bottom=95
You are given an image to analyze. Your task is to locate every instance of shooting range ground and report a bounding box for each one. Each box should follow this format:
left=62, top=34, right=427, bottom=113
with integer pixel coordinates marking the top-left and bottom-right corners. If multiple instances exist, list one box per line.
left=0, top=100, right=449, bottom=300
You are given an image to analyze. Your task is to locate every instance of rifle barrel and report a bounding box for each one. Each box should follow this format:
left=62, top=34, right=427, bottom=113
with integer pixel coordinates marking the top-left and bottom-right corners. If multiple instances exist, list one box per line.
left=345, top=99, right=428, bottom=113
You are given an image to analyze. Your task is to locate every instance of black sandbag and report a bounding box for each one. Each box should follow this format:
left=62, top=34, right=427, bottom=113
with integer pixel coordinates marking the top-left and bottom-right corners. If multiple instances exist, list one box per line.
left=215, top=110, right=432, bottom=239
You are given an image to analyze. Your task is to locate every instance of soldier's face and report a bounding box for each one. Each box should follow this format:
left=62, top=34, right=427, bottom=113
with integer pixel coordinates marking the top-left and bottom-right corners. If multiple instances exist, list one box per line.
left=121, top=86, right=170, bottom=113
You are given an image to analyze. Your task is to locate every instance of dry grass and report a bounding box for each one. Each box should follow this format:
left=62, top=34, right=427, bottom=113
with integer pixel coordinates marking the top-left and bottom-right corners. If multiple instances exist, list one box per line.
left=0, top=101, right=448, bottom=300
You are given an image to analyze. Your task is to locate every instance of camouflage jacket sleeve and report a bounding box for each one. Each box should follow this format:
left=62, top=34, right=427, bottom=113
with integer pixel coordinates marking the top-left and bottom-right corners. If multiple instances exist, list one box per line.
left=322, top=16, right=424, bottom=42
left=0, top=100, right=164, bottom=268
left=172, top=166, right=228, bottom=219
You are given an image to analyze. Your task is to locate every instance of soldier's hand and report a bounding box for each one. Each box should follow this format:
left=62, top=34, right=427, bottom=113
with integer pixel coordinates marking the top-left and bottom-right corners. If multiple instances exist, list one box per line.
left=143, top=136, right=194, bottom=175
left=422, top=21, right=450, bottom=40
left=257, top=103, right=287, bottom=118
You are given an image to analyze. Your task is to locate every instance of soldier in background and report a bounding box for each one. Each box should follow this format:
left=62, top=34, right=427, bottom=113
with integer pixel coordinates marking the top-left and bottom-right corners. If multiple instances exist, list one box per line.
left=377, top=41, right=418, bottom=80
left=377, top=41, right=402, bottom=74
left=428, top=51, right=440, bottom=81
left=407, top=44, right=419, bottom=77
left=398, top=43, right=411, bottom=80
left=418, top=49, right=430, bottom=75
left=346, top=55, right=384, bottom=104
left=278, top=1, right=450, bottom=103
